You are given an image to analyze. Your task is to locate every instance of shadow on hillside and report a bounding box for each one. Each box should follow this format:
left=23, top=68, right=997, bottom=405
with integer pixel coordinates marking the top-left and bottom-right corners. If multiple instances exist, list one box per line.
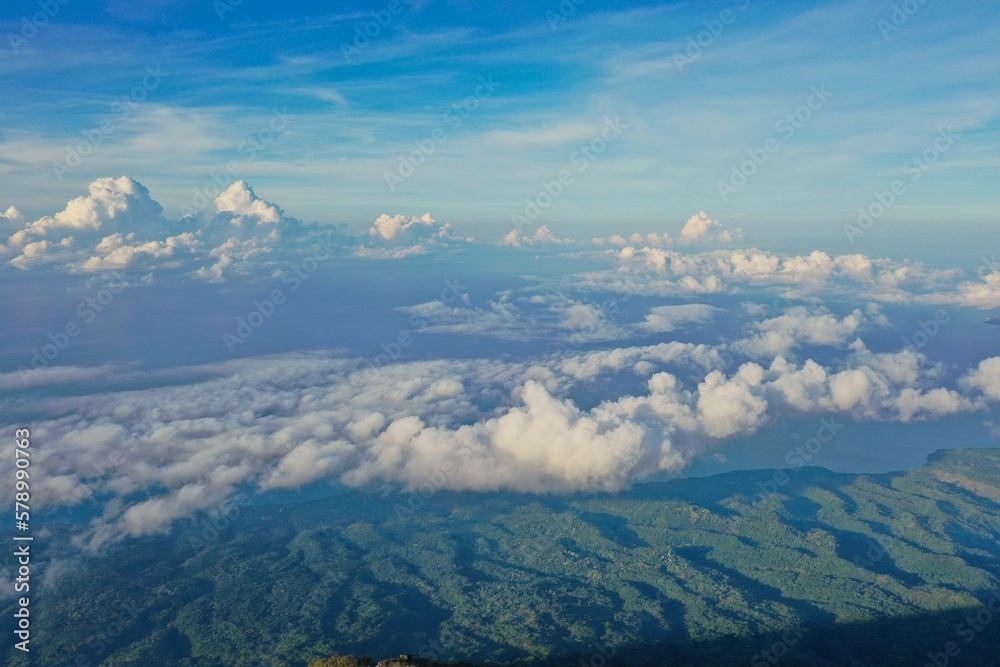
left=525, top=604, right=1000, bottom=667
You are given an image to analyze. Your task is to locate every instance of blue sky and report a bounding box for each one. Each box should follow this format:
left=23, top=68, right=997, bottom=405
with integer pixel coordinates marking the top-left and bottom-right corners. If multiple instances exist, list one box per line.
left=2, top=0, right=998, bottom=236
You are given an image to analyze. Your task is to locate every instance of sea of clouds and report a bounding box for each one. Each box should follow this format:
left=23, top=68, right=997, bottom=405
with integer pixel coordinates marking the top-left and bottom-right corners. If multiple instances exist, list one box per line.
left=3, top=176, right=1000, bottom=551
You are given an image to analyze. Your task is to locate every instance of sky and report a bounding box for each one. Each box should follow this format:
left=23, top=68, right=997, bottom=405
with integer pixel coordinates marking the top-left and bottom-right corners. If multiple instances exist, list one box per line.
left=1, top=1, right=1000, bottom=553
left=1, top=0, right=999, bottom=237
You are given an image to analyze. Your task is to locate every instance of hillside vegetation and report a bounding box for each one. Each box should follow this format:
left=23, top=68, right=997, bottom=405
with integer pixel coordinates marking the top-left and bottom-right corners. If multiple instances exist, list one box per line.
left=3, top=449, right=999, bottom=666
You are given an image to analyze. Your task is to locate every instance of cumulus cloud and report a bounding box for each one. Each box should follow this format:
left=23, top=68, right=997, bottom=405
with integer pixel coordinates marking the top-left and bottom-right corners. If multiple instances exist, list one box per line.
left=0, top=206, right=25, bottom=231
left=1, top=180, right=990, bottom=313
left=640, top=304, right=719, bottom=333
left=355, top=211, right=469, bottom=258
left=187, top=181, right=316, bottom=280
left=734, top=306, right=866, bottom=358
left=893, top=387, right=971, bottom=422
left=192, top=234, right=278, bottom=282
left=213, top=180, right=284, bottom=227
left=17, top=176, right=163, bottom=240
left=0, top=177, right=209, bottom=274
left=760, top=343, right=964, bottom=421
left=961, top=357, right=1000, bottom=400
left=678, top=211, right=744, bottom=245
left=680, top=211, right=721, bottom=243
left=569, top=245, right=959, bottom=306
left=370, top=212, right=437, bottom=241
left=553, top=341, right=723, bottom=381
left=500, top=225, right=570, bottom=248
left=80, top=231, right=201, bottom=272
left=7, top=182, right=1000, bottom=557
left=0, top=177, right=446, bottom=278
left=926, top=271, right=1000, bottom=309
left=2, top=177, right=168, bottom=269
left=697, top=363, right=768, bottom=437
left=592, top=212, right=740, bottom=250
left=0, top=332, right=987, bottom=551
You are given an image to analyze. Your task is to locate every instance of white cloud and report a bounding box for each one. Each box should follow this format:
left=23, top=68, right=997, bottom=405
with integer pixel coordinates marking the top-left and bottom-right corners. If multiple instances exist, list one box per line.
left=0, top=334, right=986, bottom=551
left=640, top=304, right=718, bottom=332
left=354, top=245, right=432, bottom=260
left=192, top=235, right=277, bottom=282
left=402, top=293, right=532, bottom=340
left=3, top=176, right=166, bottom=268
left=1, top=178, right=991, bottom=310
left=0, top=177, right=437, bottom=278
left=554, top=341, right=723, bottom=381
left=926, top=271, right=1000, bottom=309
left=402, top=291, right=637, bottom=343
left=25, top=176, right=163, bottom=239
left=499, top=225, right=569, bottom=247
left=1, top=206, right=25, bottom=228
left=369, top=212, right=439, bottom=241
left=0, top=364, right=134, bottom=391
left=760, top=344, right=961, bottom=422
left=357, top=211, right=469, bottom=258
left=572, top=245, right=957, bottom=305
left=680, top=211, right=721, bottom=243
left=402, top=293, right=721, bottom=344
left=697, top=363, right=768, bottom=438
left=893, top=388, right=972, bottom=422
left=734, top=306, right=865, bottom=358
left=80, top=231, right=201, bottom=272
left=214, top=180, right=283, bottom=226
left=961, top=357, right=1000, bottom=400
left=593, top=212, right=740, bottom=250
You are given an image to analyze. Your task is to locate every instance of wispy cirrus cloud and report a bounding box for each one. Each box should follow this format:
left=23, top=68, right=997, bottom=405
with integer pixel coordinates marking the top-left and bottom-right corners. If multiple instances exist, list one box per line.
left=2, top=1, right=997, bottom=227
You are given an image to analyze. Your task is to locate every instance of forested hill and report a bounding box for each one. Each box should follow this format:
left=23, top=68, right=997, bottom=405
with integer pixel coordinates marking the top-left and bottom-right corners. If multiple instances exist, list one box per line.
left=4, top=449, right=1000, bottom=666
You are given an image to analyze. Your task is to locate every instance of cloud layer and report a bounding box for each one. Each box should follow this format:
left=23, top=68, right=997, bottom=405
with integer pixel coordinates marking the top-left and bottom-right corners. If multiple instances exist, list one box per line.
left=4, top=178, right=1000, bottom=312
left=2, top=330, right=995, bottom=551
left=0, top=177, right=463, bottom=278
left=4, top=177, right=1000, bottom=554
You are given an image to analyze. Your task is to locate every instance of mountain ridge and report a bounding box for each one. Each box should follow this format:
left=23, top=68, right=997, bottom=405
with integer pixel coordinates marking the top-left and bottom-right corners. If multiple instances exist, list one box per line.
left=3, top=448, right=999, bottom=666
